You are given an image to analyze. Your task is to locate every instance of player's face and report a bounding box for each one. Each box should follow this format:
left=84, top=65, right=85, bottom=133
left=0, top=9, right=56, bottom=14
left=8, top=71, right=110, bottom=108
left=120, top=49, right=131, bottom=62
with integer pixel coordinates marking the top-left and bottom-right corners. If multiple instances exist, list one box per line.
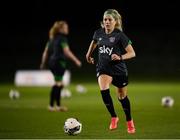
left=103, top=15, right=116, bottom=31
left=59, top=24, right=69, bottom=35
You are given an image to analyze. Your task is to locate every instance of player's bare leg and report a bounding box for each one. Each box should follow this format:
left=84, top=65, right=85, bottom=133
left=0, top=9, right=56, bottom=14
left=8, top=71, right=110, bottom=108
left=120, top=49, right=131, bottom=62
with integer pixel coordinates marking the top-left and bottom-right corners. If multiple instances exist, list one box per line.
left=98, top=74, right=119, bottom=130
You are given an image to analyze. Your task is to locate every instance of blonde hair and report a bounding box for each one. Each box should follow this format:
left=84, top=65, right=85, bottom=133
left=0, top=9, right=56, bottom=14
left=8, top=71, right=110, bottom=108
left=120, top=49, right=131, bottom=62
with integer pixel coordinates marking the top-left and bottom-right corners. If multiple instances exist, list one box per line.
left=101, top=9, right=123, bottom=31
left=49, top=21, right=67, bottom=39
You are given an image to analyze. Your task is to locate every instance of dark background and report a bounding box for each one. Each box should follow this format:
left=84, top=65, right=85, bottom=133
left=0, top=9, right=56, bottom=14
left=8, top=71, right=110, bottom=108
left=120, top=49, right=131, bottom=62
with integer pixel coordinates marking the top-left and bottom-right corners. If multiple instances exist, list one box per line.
left=1, top=0, right=180, bottom=82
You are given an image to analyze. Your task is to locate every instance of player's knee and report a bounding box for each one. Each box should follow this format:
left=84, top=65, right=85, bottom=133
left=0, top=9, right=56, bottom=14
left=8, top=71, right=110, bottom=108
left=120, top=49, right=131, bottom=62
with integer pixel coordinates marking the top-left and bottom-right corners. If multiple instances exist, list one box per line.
left=99, top=86, right=110, bottom=90
left=98, top=82, right=110, bottom=90
left=118, top=93, right=127, bottom=100
left=117, top=89, right=127, bottom=99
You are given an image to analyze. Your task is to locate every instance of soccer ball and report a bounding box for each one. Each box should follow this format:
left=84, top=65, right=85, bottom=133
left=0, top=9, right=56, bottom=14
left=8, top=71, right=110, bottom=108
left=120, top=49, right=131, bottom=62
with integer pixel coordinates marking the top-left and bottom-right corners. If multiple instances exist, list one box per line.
left=61, top=89, right=72, bottom=98
left=9, top=89, right=20, bottom=100
left=76, top=84, right=87, bottom=94
left=161, top=96, right=174, bottom=107
left=64, top=118, right=82, bottom=135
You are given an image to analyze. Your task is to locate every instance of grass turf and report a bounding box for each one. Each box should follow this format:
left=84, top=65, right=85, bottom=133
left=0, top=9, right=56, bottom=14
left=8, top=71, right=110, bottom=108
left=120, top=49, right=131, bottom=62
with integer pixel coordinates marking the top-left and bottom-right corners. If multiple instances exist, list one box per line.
left=0, top=82, right=180, bottom=139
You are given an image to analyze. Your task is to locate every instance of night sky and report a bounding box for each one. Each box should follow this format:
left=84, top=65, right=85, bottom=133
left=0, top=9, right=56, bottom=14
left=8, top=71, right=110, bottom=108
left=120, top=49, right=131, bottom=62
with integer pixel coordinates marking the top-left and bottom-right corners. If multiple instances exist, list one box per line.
left=2, top=0, right=179, bottom=29
left=0, top=0, right=180, bottom=80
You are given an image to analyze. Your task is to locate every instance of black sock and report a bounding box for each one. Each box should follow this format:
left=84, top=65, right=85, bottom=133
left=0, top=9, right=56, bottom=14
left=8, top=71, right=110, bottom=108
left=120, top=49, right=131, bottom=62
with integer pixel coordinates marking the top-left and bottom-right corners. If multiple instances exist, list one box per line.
left=101, top=89, right=117, bottom=117
left=55, top=85, right=63, bottom=107
left=50, top=85, right=57, bottom=107
left=119, top=96, right=132, bottom=121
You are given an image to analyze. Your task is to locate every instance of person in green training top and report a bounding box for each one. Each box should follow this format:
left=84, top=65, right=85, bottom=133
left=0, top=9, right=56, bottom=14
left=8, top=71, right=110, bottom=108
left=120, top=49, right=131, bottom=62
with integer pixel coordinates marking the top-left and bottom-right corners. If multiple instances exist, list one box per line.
left=40, top=21, right=81, bottom=112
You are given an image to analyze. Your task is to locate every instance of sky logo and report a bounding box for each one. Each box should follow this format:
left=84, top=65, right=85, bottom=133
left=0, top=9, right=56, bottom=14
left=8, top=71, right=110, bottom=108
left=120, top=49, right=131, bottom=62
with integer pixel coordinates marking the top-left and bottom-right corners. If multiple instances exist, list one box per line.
left=99, top=45, right=113, bottom=56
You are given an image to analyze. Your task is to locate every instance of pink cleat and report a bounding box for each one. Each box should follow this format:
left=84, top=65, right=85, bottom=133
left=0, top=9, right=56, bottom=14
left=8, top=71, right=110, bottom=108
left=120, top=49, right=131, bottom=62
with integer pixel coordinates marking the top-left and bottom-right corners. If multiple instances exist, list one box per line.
left=109, top=117, right=119, bottom=130
left=127, top=120, right=136, bottom=134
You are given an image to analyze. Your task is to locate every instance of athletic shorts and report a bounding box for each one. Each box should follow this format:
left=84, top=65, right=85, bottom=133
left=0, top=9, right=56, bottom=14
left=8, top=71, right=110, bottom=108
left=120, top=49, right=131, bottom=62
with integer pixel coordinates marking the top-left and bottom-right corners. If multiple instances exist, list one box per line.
left=49, top=59, right=65, bottom=81
left=97, top=72, right=128, bottom=88
left=111, top=75, right=128, bottom=88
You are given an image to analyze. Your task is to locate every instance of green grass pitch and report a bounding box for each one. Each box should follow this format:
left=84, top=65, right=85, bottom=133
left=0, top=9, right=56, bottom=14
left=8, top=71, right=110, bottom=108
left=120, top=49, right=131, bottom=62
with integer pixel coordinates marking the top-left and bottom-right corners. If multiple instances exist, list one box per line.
left=0, top=82, right=180, bottom=139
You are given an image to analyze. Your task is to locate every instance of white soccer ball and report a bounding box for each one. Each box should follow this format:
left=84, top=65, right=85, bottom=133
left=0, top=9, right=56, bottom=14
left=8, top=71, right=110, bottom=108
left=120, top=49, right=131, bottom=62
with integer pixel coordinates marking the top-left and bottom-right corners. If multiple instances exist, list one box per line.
left=161, top=96, right=174, bottom=107
left=61, top=89, right=72, bottom=98
left=9, top=89, right=20, bottom=100
left=64, top=118, right=82, bottom=135
left=76, top=84, right=87, bottom=94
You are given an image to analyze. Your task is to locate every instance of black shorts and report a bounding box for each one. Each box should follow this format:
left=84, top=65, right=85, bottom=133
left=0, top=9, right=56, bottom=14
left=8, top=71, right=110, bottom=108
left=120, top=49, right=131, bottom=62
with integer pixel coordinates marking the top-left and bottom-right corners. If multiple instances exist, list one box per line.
left=97, top=72, right=128, bottom=88
left=49, top=59, right=65, bottom=81
left=111, top=75, right=128, bottom=88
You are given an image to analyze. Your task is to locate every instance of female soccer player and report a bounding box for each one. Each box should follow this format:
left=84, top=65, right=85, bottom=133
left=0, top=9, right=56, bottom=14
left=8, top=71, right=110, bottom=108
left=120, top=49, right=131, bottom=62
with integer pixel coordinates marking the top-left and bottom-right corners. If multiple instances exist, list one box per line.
left=40, top=21, right=81, bottom=112
left=86, top=9, right=136, bottom=133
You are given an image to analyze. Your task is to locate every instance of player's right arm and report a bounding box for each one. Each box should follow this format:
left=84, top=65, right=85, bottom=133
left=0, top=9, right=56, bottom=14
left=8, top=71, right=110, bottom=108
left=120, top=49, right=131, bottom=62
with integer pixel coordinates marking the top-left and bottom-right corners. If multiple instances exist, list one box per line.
left=86, top=40, right=97, bottom=64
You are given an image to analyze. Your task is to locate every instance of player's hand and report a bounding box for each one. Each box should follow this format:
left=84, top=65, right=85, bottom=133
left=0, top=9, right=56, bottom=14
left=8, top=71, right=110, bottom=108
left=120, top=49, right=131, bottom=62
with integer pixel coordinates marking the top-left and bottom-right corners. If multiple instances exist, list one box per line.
left=40, top=63, right=46, bottom=69
left=111, top=54, right=121, bottom=61
left=86, top=55, right=94, bottom=64
left=75, top=60, right=82, bottom=67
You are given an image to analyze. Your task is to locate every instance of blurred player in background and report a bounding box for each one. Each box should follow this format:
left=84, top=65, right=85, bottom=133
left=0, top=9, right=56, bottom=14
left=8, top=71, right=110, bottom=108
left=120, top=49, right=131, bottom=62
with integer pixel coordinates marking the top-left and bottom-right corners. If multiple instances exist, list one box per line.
left=40, top=21, right=81, bottom=112
left=86, top=9, right=136, bottom=133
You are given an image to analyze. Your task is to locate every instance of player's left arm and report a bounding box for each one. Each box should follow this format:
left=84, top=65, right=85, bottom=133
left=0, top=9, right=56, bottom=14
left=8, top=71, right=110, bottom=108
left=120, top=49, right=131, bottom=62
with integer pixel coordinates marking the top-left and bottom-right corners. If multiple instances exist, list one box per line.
left=40, top=46, right=49, bottom=69
left=111, top=44, right=136, bottom=61
left=63, top=45, right=82, bottom=67
left=60, top=37, right=81, bottom=67
left=122, top=44, right=136, bottom=60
